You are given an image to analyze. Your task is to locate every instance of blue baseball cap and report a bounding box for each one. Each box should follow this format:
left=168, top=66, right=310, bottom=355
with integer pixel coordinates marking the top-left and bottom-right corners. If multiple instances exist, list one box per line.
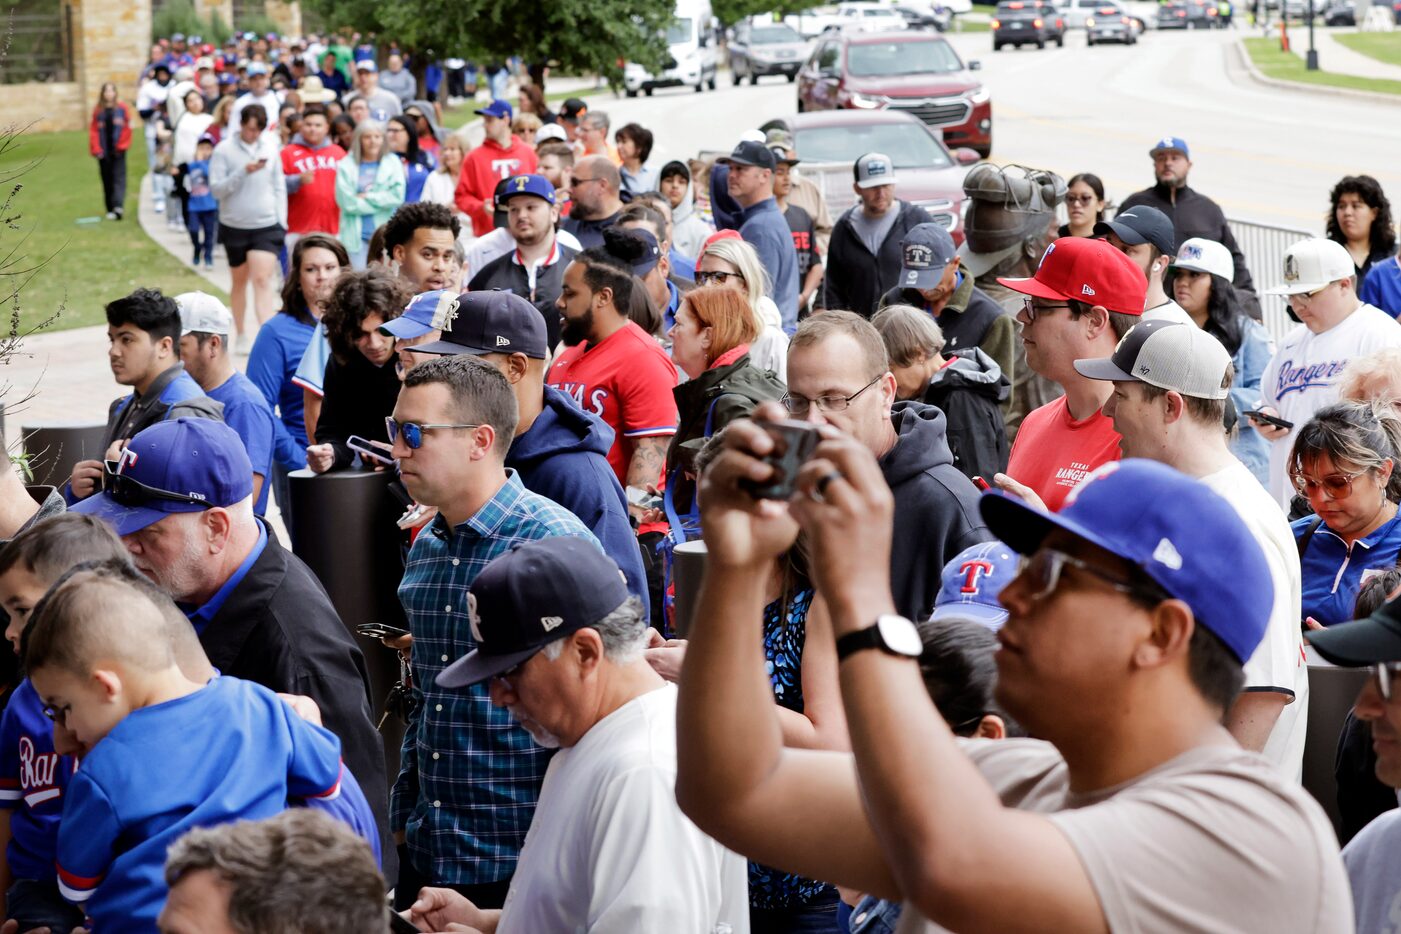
left=437, top=538, right=630, bottom=688
left=899, top=223, right=957, bottom=290
left=932, top=541, right=1018, bottom=631
left=979, top=459, right=1272, bottom=664
left=475, top=98, right=513, bottom=120
left=497, top=174, right=556, bottom=206
left=379, top=289, right=461, bottom=340
left=1149, top=136, right=1190, bottom=159
left=246, top=61, right=268, bottom=76
left=71, top=419, right=253, bottom=537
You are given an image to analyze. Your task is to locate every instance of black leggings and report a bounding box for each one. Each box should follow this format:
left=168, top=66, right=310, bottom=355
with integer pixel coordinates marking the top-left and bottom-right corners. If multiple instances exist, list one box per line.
left=98, top=153, right=127, bottom=213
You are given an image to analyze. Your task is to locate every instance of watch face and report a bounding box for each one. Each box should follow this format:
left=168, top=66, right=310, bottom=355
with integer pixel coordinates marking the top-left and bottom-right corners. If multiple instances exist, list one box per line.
left=877, top=614, right=923, bottom=657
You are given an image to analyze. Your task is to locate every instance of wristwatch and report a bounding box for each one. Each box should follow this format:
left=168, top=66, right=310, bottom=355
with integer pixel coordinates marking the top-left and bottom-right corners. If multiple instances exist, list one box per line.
left=836, top=614, right=923, bottom=662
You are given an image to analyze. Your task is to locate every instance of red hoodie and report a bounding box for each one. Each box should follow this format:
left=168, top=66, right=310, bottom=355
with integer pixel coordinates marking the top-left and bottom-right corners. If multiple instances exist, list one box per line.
left=454, top=135, right=538, bottom=237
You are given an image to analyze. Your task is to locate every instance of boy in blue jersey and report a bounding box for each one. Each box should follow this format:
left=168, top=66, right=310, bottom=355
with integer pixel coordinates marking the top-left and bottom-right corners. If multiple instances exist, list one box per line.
left=22, top=566, right=351, bottom=933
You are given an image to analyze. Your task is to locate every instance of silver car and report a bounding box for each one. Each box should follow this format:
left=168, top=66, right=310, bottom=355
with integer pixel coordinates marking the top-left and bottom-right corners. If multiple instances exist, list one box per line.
left=730, top=21, right=812, bottom=84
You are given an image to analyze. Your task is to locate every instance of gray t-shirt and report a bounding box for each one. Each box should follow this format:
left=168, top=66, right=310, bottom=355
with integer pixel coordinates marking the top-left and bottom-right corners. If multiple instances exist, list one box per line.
left=898, top=738, right=1354, bottom=933
left=1343, top=806, right=1401, bottom=932
left=849, top=202, right=901, bottom=257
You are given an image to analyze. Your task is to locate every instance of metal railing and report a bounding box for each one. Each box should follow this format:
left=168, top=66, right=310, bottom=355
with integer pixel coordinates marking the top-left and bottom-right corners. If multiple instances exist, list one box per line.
left=1228, top=217, right=1315, bottom=344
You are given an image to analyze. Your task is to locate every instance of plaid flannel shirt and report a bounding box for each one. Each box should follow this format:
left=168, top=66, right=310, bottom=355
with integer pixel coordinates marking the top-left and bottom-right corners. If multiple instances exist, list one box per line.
left=390, top=470, right=599, bottom=884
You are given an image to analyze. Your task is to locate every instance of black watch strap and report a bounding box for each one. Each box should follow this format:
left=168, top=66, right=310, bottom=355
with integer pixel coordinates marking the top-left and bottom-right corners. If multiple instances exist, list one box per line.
left=836, top=626, right=885, bottom=662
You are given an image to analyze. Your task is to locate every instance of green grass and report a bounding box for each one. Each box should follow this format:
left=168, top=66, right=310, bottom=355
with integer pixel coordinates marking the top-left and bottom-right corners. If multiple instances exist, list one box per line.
left=1243, top=36, right=1401, bottom=94
left=1334, top=31, right=1401, bottom=67
left=4, top=128, right=223, bottom=333
left=439, top=84, right=604, bottom=131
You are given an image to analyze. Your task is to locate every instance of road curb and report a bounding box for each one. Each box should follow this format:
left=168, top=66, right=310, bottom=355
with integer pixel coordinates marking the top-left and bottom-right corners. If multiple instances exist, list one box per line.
left=1231, top=38, right=1401, bottom=106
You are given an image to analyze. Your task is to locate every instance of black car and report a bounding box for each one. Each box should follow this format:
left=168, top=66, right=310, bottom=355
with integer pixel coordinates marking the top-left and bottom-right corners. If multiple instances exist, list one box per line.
left=1157, top=2, right=1192, bottom=26
left=992, top=0, right=1066, bottom=50
left=729, top=21, right=811, bottom=84
left=1321, top=0, right=1354, bottom=24
left=1085, top=2, right=1137, bottom=42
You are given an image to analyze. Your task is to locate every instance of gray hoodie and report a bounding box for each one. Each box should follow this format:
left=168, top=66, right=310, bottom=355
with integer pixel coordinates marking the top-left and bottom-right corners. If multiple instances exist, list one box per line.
left=210, top=132, right=287, bottom=229
left=671, top=178, right=714, bottom=262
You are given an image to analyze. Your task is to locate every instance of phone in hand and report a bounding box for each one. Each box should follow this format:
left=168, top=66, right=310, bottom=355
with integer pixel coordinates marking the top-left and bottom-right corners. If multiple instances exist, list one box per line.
left=356, top=622, right=410, bottom=641
left=1243, top=410, right=1294, bottom=431
left=740, top=418, right=822, bottom=500
left=626, top=486, right=663, bottom=511
left=972, top=475, right=991, bottom=491
left=388, top=911, right=421, bottom=934
left=348, top=435, right=395, bottom=467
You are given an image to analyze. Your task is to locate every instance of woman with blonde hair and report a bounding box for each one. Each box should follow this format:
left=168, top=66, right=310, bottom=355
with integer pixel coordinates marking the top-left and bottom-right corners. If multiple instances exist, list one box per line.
left=421, top=132, right=470, bottom=235
left=695, top=232, right=789, bottom=381
left=334, top=121, right=406, bottom=268
left=1338, top=347, right=1401, bottom=408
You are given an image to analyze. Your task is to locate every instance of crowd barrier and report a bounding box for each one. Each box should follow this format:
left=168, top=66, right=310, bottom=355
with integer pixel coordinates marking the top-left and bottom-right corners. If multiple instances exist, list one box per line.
left=1228, top=216, right=1316, bottom=344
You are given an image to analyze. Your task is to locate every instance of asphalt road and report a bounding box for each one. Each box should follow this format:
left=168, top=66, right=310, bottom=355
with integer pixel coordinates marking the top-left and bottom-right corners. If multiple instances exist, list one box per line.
left=593, top=26, right=1400, bottom=237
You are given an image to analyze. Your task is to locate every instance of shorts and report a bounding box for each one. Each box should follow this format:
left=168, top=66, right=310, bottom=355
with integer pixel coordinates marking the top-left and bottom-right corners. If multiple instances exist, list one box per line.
left=219, top=222, right=286, bottom=266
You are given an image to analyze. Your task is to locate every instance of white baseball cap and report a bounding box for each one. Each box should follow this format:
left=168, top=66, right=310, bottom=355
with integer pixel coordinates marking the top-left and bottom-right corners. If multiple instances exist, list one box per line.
left=1266, top=238, right=1355, bottom=296
left=535, top=123, right=568, bottom=145
left=177, top=291, right=233, bottom=336
left=1172, top=238, right=1233, bottom=281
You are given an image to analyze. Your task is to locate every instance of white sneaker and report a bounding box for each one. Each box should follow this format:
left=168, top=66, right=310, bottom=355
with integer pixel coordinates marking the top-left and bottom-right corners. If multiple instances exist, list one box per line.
left=154, top=200, right=165, bottom=214
left=236, top=334, right=252, bottom=355
left=105, top=211, right=118, bottom=220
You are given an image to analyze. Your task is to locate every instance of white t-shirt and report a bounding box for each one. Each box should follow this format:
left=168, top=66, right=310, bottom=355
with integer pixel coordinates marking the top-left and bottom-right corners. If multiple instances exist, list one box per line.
left=897, top=739, right=1352, bottom=933
left=1342, top=807, right=1401, bottom=932
left=1260, top=303, right=1401, bottom=505
left=1201, top=458, right=1308, bottom=778
left=1141, top=298, right=1195, bottom=325
left=497, top=683, right=749, bottom=934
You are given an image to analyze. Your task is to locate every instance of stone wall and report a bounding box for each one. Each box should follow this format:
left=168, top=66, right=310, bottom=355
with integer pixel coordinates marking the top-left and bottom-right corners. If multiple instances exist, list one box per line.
left=74, top=0, right=151, bottom=106
left=265, top=0, right=303, bottom=38
left=0, top=82, right=87, bottom=133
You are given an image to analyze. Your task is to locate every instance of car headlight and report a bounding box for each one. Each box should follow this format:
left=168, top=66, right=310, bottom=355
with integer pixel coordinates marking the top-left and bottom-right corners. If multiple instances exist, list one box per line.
left=849, top=91, right=886, bottom=108
left=968, top=85, right=990, bottom=104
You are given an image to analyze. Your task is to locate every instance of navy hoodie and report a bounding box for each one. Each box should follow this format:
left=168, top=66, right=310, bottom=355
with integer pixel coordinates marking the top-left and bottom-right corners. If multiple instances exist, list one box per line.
left=880, top=401, right=993, bottom=620
left=506, top=386, right=650, bottom=618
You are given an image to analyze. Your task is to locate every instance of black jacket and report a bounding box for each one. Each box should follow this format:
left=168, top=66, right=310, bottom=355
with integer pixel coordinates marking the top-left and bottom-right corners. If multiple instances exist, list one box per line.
left=199, top=528, right=392, bottom=872
left=467, top=242, right=578, bottom=348
left=880, top=268, right=1018, bottom=388
left=824, top=201, right=934, bottom=317
left=880, top=402, right=993, bottom=619
left=562, top=210, right=622, bottom=251
left=316, top=353, right=402, bottom=470
left=923, top=348, right=1010, bottom=482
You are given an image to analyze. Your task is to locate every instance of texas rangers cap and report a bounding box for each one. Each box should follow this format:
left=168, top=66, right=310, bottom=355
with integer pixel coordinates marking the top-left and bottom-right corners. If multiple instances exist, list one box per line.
left=475, top=98, right=513, bottom=120
left=1074, top=320, right=1232, bottom=400
left=980, top=459, right=1273, bottom=664
left=497, top=173, right=556, bottom=206
left=437, top=538, right=631, bottom=688
left=176, top=291, right=233, bottom=336
left=932, top=541, right=1018, bottom=631
left=379, top=289, right=460, bottom=340
left=1097, top=205, right=1175, bottom=256
left=1309, top=592, right=1401, bottom=666
left=1265, top=238, right=1355, bottom=296
left=998, top=237, right=1148, bottom=316
left=854, top=152, right=896, bottom=189
left=1172, top=237, right=1234, bottom=281
left=899, top=223, right=957, bottom=290
left=719, top=140, right=776, bottom=171
left=71, top=419, right=253, bottom=536
left=413, top=290, right=548, bottom=359
left=1149, top=136, right=1190, bottom=159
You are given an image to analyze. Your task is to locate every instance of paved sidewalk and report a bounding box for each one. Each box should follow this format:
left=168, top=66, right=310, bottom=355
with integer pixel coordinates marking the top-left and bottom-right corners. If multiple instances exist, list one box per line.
left=1279, top=25, right=1401, bottom=81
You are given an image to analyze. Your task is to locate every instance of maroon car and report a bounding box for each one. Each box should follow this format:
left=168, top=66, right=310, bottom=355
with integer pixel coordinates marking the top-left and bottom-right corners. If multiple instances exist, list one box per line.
left=796, top=29, right=992, bottom=157
left=760, top=110, right=981, bottom=244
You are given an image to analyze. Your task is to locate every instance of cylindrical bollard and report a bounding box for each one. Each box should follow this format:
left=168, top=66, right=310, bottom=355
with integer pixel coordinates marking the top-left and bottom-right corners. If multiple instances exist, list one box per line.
left=21, top=423, right=108, bottom=488
left=287, top=469, right=408, bottom=786
left=671, top=539, right=709, bottom=638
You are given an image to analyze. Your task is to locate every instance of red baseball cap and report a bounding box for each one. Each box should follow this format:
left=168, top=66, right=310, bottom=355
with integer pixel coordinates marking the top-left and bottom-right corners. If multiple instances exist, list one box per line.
left=997, top=237, right=1147, bottom=316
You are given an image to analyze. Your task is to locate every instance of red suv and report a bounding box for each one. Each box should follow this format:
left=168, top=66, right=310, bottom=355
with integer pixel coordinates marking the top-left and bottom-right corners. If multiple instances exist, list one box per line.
left=796, top=30, right=993, bottom=157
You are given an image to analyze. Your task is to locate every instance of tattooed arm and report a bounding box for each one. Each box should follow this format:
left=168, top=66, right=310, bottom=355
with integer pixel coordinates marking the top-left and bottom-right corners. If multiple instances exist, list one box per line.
left=626, top=436, right=672, bottom=520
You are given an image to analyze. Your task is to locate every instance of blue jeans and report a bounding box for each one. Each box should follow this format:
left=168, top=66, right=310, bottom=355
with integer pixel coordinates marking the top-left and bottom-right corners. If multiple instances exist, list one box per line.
left=188, top=208, right=218, bottom=262
left=751, top=891, right=843, bottom=933
left=6, top=878, right=86, bottom=932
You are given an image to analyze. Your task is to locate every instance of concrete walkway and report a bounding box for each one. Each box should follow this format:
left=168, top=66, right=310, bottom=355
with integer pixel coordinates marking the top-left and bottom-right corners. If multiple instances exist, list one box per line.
left=1279, top=25, right=1401, bottom=81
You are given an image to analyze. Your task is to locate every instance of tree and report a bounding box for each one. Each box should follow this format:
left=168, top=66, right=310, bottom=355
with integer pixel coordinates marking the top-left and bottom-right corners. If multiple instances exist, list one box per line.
left=303, top=0, right=675, bottom=86
left=711, top=0, right=811, bottom=27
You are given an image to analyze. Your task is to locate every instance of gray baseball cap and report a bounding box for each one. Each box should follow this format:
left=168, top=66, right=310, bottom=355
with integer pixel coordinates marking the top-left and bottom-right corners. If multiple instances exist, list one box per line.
left=899, top=223, right=957, bottom=290
left=1074, top=320, right=1231, bottom=400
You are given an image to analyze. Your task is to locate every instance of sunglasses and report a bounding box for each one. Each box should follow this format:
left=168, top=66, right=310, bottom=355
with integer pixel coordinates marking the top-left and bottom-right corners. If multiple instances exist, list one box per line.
left=385, top=417, right=481, bottom=450
left=1065, top=195, right=1098, bottom=206
left=1374, top=663, right=1401, bottom=702
left=1017, top=548, right=1168, bottom=605
left=1290, top=469, right=1364, bottom=499
left=102, top=462, right=212, bottom=510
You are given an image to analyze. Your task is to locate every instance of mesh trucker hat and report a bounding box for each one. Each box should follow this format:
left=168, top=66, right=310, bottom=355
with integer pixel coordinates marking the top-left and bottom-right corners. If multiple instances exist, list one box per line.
left=1073, top=320, right=1232, bottom=400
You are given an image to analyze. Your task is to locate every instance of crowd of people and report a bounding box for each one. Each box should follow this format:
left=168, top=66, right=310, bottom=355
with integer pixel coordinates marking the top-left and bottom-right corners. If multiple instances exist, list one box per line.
left=29, top=23, right=1401, bottom=934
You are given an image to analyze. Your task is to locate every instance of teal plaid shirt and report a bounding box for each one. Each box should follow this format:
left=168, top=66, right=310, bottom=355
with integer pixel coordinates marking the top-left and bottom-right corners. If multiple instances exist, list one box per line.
left=390, top=470, right=599, bottom=884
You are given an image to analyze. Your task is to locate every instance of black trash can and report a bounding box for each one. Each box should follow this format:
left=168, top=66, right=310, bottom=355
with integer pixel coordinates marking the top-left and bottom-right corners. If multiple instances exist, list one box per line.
left=21, top=423, right=108, bottom=489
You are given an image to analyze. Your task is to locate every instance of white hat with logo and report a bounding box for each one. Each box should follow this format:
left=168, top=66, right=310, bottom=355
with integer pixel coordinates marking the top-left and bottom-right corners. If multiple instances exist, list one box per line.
left=1266, top=238, right=1355, bottom=296
left=1172, top=238, right=1233, bottom=281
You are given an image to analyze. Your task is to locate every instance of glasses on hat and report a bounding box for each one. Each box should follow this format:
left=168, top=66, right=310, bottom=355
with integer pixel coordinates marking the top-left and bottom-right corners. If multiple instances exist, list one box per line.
left=102, top=462, right=213, bottom=510
left=385, top=417, right=481, bottom=450
left=1373, top=663, right=1401, bottom=702
left=1016, top=548, right=1168, bottom=605
left=1290, top=469, right=1364, bottom=500
left=781, top=374, right=881, bottom=416
left=695, top=270, right=743, bottom=287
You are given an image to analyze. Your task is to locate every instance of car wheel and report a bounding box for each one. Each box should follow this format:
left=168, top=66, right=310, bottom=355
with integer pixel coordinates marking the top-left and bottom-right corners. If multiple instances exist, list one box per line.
left=1056, top=33, right=1064, bottom=46
left=645, top=87, right=654, bottom=96
left=695, top=80, right=704, bottom=93
left=709, top=74, right=717, bottom=90
left=797, top=97, right=806, bottom=111
left=1087, top=35, right=1094, bottom=44
left=626, top=89, right=638, bottom=97
left=750, top=73, right=759, bottom=85
left=994, top=41, right=1003, bottom=50
left=1037, top=39, right=1046, bottom=48
left=787, top=72, right=797, bottom=82
left=732, top=69, right=742, bottom=85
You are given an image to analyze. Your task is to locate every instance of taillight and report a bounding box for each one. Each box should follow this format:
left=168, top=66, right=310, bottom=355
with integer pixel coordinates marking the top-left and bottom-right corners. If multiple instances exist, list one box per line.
left=991, top=17, right=1001, bottom=26
left=1121, top=15, right=1130, bottom=22
left=1033, top=17, right=1044, bottom=26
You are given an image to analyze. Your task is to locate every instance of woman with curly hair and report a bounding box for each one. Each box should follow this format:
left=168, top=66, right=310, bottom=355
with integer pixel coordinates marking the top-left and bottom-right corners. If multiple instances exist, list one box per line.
left=1326, top=174, right=1396, bottom=289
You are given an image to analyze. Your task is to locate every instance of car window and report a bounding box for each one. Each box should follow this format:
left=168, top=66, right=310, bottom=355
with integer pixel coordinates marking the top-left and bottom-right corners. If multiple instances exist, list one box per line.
left=847, top=39, right=962, bottom=76
left=753, top=25, right=804, bottom=42
left=666, top=17, right=694, bottom=44
left=817, top=43, right=841, bottom=72
left=795, top=123, right=952, bottom=169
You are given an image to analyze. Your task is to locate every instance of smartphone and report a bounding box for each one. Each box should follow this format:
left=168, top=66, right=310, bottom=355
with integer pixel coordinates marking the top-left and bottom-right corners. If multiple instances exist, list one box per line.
left=625, top=485, right=663, bottom=511
left=356, top=622, right=410, bottom=640
left=740, top=418, right=821, bottom=500
left=388, top=912, right=421, bottom=934
left=1243, top=410, right=1294, bottom=431
left=972, top=475, right=991, bottom=491
left=348, top=435, right=395, bottom=467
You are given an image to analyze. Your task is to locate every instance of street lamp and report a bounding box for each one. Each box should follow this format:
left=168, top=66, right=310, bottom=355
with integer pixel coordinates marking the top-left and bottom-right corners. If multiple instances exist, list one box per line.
left=1306, top=0, right=1319, bottom=70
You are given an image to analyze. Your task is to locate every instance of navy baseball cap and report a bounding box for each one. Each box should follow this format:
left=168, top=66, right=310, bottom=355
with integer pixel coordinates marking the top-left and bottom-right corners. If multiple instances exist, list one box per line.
left=1149, top=136, right=1190, bottom=159
left=1309, top=593, right=1401, bottom=666
left=979, top=459, right=1273, bottom=664
left=437, top=538, right=630, bottom=688
left=379, top=289, right=461, bottom=340
left=1096, top=205, right=1175, bottom=257
left=71, top=419, right=253, bottom=536
left=619, top=228, right=662, bottom=276
left=899, top=223, right=957, bottom=290
left=932, top=541, right=1018, bottom=631
left=720, top=140, right=777, bottom=171
left=475, top=98, right=513, bottom=120
left=414, top=290, right=548, bottom=359
left=559, top=98, right=588, bottom=121
left=498, top=174, right=556, bottom=206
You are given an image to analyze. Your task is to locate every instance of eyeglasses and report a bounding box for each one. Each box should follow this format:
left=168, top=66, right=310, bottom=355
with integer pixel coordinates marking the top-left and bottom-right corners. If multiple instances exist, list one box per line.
left=1065, top=195, right=1098, bottom=206
left=1290, top=469, right=1364, bottom=499
left=1374, top=663, right=1401, bottom=702
left=570, top=175, right=605, bottom=188
left=1020, top=299, right=1071, bottom=322
left=694, top=270, right=743, bottom=287
left=41, top=703, right=71, bottom=726
left=1286, top=282, right=1334, bottom=305
left=385, top=417, right=481, bottom=450
left=102, top=462, right=213, bottom=510
left=782, top=374, right=882, bottom=416
left=1016, top=548, right=1169, bottom=605
left=491, top=653, right=537, bottom=688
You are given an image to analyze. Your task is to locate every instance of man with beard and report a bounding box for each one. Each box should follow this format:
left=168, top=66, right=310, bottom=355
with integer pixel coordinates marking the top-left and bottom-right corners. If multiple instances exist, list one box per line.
left=548, top=228, right=679, bottom=500
left=468, top=175, right=575, bottom=348
left=561, top=156, right=625, bottom=251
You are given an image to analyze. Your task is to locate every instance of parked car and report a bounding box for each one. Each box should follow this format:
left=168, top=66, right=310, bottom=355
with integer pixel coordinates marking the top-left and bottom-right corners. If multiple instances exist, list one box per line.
left=1085, top=2, right=1138, bottom=41
left=730, top=21, right=811, bottom=84
left=1321, top=0, right=1355, bottom=24
left=623, top=0, right=719, bottom=96
left=1062, top=0, right=1104, bottom=28
left=895, top=1, right=955, bottom=30
left=1183, top=0, right=1223, bottom=26
left=758, top=110, right=979, bottom=242
left=832, top=1, right=911, bottom=32
left=1157, top=2, right=1191, bottom=26
left=797, top=30, right=993, bottom=156
left=991, top=1, right=1066, bottom=50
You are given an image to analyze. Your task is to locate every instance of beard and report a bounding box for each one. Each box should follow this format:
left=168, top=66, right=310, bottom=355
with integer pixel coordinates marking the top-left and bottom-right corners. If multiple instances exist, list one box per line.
left=508, top=705, right=562, bottom=749
left=560, top=307, right=594, bottom=347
